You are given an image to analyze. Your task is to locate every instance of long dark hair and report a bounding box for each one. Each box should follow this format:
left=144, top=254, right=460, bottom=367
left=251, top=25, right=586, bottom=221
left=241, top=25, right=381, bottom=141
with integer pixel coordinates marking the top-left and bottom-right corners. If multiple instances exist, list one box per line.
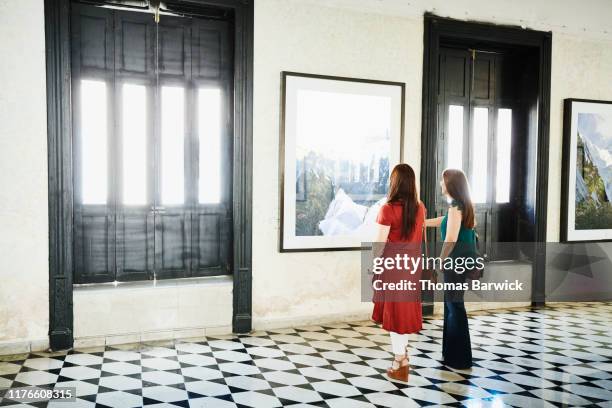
left=387, top=164, right=419, bottom=239
left=442, top=168, right=475, bottom=228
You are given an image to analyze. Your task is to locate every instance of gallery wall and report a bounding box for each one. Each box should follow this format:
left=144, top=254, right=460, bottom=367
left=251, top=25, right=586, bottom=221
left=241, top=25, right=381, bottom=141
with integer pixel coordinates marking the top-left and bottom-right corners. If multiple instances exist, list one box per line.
left=548, top=34, right=612, bottom=240
left=0, top=0, right=49, bottom=350
left=251, top=0, right=424, bottom=328
left=0, top=0, right=611, bottom=347
left=251, top=0, right=612, bottom=328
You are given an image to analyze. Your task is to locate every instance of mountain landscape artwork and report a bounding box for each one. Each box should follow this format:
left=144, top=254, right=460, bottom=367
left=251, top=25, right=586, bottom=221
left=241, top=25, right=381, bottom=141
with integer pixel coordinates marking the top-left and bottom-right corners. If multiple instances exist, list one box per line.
left=575, top=112, right=612, bottom=229
left=562, top=99, right=612, bottom=242
left=280, top=72, right=404, bottom=251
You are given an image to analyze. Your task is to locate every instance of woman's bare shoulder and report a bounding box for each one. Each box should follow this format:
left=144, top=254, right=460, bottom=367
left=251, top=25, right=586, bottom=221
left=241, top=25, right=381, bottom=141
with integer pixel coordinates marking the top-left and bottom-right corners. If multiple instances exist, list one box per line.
left=448, top=205, right=462, bottom=217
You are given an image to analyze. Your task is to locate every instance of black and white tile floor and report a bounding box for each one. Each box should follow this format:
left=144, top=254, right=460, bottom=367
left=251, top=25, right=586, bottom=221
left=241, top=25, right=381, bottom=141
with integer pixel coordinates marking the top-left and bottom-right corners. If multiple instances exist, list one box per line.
left=1, top=302, right=611, bottom=407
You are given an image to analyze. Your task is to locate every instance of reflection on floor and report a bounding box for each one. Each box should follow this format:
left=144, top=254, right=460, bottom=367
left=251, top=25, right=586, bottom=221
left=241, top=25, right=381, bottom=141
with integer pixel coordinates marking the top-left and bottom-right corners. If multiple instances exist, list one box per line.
left=0, top=302, right=611, bottom=407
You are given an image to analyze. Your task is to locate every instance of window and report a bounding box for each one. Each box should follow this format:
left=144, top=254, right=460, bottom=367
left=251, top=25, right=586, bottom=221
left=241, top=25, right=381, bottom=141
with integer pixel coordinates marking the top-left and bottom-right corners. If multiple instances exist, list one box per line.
left=122, top=83, right=147, bottom=206
left=199, top=88, right=223, bottom=204
left=161, top=86, right=185, bottom=206
left=496, top=108, right=512, bottom=203
left=438, top=47, right=523, bottom=260
left=471, top=107, right=489, bottom=203
left=447, top=105, right=464, bottom=170
left=80, top=79, right=108, bottom=205
left=71, top=4, right=233, bottom=283
left=440, top=50, right=516, bottom=209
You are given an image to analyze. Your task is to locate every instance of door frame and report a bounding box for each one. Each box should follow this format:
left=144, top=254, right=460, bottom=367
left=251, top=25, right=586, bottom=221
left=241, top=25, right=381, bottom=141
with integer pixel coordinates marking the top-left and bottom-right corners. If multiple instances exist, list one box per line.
left=45, top=0, right=254, bottom=350
left=420, top=14, right=552, bottom=312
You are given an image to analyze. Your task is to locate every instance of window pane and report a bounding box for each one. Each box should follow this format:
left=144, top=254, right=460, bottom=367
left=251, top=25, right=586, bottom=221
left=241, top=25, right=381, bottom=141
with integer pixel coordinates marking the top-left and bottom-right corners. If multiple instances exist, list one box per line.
left=199, top=88, right=222, bottom=204
left=447, top=105, right=463, bottom=170
left=122, top=84, right=147, bottom=205
left=472, top=107, right=489, bottom=203
left=496, top=108, right=512, bottom=203
left=81, top=79, right=108, bottom=205
left=161, top=86, right=185, bottom=205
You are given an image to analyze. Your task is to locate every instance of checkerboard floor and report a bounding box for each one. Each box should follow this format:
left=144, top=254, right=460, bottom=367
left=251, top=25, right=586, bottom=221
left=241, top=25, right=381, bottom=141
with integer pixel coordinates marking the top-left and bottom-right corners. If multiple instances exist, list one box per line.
left=1, top=302, right=611, bottom=407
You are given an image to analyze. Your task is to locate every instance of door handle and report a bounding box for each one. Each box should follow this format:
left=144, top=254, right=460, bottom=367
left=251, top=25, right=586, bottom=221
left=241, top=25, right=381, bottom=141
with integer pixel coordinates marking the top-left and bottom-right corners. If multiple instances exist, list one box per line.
left=151, top=206, right=166, bottom=214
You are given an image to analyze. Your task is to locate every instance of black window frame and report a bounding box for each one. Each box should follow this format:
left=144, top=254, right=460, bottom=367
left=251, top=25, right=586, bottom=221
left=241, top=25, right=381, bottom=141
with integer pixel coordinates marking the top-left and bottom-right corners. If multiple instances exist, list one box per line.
left=437, top=47, right=523, bottom=260
left=45, top=0, right=253, bottom=350
left=70, top=3, right=234, bottom=284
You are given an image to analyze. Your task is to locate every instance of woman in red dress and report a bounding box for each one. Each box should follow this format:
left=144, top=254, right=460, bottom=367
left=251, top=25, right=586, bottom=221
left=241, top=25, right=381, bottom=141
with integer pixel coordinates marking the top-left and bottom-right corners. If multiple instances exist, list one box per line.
left=371, top=163, right=425, bottom=382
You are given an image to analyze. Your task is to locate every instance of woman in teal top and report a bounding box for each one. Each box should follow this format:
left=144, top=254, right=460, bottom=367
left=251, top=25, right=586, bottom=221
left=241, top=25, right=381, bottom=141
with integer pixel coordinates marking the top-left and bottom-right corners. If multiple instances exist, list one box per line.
left=425, top=168, right=475, bottom=369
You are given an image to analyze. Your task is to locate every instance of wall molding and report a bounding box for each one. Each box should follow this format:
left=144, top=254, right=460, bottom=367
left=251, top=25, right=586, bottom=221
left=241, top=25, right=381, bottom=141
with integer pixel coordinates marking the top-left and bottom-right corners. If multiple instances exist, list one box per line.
left=252, top=311, right=373, bottom=332
left=72, top=325, right=233, bottom=349
left=45, top=0, right=74, bottom=351
left=0, top=338, right=50, bottom=356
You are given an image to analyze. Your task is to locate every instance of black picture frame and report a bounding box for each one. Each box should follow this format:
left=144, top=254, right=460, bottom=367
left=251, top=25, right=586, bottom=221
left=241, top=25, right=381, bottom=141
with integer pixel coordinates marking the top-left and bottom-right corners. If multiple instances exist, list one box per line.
left=279, top=71, right=405, bottom=253
left=561, top=98, right=612, bottom=243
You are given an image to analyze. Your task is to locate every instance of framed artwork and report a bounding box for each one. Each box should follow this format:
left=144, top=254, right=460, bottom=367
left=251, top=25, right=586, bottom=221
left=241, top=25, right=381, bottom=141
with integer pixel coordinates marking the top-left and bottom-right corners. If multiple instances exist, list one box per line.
left=561, top=98, right=612, bottom=242
left=279, top=71, right=405, bottom=251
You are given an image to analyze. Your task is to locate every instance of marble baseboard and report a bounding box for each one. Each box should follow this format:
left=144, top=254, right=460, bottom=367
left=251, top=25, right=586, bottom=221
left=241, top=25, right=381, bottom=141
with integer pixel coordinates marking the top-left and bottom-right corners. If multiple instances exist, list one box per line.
left=73, top=325, right=232, bottom=349
left=73, top=276, right=232, bottom=338
left=252, top=310, right=373, bottom=332
left=0, top=337, right=49, bottom=356
left=2, top=303, right=533, bottom=355
left=253, top=303, right=532, bottom=331
left=432, top=301, right=532, bottom=316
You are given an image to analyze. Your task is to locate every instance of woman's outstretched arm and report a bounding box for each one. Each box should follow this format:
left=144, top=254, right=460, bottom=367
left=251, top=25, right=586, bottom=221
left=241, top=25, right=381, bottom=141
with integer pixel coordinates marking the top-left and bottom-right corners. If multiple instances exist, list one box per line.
left=424, top=216, right=444, bottom=228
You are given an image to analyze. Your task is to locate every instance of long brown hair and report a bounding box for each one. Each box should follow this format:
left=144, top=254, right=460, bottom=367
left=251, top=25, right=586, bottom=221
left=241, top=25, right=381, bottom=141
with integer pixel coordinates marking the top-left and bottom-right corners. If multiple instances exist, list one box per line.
left=387, top=164, right=420, bottom=239
left=442, top=168, right=475, bottom=228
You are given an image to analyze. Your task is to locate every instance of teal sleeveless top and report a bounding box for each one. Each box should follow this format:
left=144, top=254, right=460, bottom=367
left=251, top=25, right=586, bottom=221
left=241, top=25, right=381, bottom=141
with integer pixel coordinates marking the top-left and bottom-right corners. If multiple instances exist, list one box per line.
left=441, top=200, right=476, bottom=257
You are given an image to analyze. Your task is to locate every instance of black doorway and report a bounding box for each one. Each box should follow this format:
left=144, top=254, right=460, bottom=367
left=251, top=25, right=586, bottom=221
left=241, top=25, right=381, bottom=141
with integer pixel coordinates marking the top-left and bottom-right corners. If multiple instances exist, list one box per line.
left=420, top=15, right=552, bottom=314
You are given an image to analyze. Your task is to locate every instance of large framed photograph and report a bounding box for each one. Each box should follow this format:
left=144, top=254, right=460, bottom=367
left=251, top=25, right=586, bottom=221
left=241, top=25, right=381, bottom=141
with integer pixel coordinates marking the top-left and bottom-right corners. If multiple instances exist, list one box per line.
left=561, top=99, right=612, bottom=242
left=280, top=72, right=404, bottom=251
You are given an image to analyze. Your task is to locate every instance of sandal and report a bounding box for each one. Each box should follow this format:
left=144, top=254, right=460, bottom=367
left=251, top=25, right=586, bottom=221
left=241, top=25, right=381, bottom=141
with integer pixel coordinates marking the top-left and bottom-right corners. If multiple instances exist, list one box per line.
left=386, top=354, right=409, bottom=382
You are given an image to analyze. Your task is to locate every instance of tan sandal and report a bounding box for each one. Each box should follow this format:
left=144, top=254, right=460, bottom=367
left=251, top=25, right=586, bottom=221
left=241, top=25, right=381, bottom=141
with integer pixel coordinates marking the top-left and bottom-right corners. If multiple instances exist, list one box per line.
left=386, top=354, right=409, bottom=382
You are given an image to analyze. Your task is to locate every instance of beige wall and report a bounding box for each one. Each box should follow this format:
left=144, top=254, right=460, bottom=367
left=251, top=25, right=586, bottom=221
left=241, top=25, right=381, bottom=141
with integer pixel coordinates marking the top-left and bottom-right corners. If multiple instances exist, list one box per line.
left=0, top=0, right=49, bottom=351
left=0, top=0, right=611, bottom=347
left=548, top=33, right=612, bottom=240
left=251, top=0, right=424, bottom=329
left=250, top=0, right=612, bottom=328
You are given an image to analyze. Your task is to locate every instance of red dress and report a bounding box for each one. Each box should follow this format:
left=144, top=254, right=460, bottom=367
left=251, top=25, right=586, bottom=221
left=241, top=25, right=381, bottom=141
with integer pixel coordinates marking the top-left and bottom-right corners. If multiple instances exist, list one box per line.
left=371, top=201, right=425, bottom=334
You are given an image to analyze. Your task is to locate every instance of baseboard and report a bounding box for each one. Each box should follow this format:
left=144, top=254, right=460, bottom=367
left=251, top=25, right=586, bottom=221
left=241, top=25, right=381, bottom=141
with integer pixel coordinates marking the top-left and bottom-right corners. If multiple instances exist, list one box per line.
left=50, top=329, right=73, bottom=351
left=1, top=303, right=539, bottom=356
left=251, top=302, right=535, bottom=331
left=432, top=301, right=532, bottom=316
left=233, top=313, right=252, bottom=334
left=0, top=337, right=50, bottom=356
left=73, top=324, right=233, bottom=349
left=252, top=310, right=372, bottom=332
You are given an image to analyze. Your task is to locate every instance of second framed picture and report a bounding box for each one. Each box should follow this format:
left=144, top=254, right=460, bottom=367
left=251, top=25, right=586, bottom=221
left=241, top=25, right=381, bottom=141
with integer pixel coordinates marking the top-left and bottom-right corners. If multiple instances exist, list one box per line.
left=561, top=98, right=612, bottom=242
left=279, top=72, right=405, bottom=252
